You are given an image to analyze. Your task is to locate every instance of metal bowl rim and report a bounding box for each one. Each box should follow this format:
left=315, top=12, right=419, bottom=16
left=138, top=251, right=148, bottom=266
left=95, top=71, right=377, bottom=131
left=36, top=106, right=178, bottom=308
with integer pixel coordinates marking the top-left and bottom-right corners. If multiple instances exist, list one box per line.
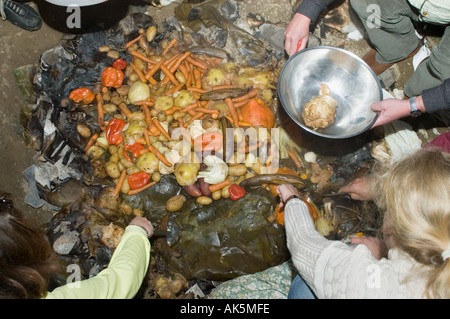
left=277, top=46, right=382, bottom=139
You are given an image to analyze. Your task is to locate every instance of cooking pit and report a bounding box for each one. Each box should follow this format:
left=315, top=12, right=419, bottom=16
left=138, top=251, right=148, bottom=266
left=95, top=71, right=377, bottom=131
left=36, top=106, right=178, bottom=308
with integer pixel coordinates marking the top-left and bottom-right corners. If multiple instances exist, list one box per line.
left=9, top=0, right=446, bottom=299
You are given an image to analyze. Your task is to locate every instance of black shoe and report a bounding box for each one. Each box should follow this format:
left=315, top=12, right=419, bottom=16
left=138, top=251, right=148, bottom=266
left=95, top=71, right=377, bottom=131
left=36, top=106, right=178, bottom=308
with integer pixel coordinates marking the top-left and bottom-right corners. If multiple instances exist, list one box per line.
left=2, top=0, right=42, bottom=31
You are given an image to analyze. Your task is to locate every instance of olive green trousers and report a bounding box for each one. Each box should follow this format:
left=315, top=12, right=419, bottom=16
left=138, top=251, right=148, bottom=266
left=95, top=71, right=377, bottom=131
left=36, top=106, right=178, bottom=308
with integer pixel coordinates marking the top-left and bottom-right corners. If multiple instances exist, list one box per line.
left=350, top=0, right=450, bottom=97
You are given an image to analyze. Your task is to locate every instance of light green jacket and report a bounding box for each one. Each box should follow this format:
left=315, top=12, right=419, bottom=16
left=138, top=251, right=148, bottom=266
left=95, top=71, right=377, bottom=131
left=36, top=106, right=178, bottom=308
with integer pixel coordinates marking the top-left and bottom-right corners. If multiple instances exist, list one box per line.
left=45, top=225, right=150, bottom=299
left=409, top=0, right=450, bottom=24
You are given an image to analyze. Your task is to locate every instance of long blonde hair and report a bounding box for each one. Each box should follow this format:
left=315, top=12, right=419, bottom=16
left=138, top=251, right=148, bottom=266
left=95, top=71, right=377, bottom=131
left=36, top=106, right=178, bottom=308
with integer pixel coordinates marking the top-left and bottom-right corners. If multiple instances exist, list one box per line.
left=373, top=148, right=450, bottom=299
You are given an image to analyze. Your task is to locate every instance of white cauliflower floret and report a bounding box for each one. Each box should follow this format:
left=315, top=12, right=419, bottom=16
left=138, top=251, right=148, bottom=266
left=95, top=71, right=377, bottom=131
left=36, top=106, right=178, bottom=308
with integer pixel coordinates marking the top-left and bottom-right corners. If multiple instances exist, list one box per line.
left=197, top=155, right=229, bottom=184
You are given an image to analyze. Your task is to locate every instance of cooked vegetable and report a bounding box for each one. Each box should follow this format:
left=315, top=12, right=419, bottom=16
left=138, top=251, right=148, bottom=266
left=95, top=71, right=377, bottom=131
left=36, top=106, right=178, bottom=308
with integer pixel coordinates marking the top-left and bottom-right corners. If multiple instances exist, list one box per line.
left=128, top=81, right=151, bottom=104
left=101, top=66, right=124, bottom=88
left=106, top=119, right=126, bottom=145
left=113, top=58, right=127, bottom=70
left=196, top=196, right=212, bottom=205
left=228, top=184, right=246, bottom=201
left=165, top=195, right=187, bottom=212
left=69, top=87, right=96, bottom=104
left=136, top=151, right=160, bottom=174
left=197, top=155, right=228, bottom=184
left=174, top=163, right=200, bottom=186
left=193, top=131, right=223, bottom=152
left=128, top=171, right=151, bottom=190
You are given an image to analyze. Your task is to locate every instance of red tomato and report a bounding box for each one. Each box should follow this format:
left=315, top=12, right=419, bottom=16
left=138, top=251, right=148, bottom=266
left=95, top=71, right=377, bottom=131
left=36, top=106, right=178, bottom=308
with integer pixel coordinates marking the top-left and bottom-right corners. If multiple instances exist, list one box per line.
left=228, top=184, right=246, bottom=200
left=105, top=118, right=126, bottom=145
left=128, top=171, right=151, bottom=190
left=113, top=58, right=127, bottom=70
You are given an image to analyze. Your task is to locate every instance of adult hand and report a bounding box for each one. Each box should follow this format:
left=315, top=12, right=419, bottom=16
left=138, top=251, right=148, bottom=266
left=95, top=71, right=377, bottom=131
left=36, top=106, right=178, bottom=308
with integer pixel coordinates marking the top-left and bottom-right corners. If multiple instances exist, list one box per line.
left=351, top=236, right=387, bottom=260
left=370, top=98, right=411, bottom=128
left=276, top=184, right=300, bottom=207
left=338, top=177, right=373, bottom=201
left=129, top=216, right=154, bottom=238
left=284, top=13, right=311, bottom=56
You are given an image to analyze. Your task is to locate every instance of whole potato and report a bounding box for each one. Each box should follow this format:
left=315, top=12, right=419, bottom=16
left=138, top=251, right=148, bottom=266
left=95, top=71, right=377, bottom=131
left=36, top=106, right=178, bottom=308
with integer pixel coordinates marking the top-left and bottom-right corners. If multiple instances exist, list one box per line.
left=165, top=195, right=186, bottom=212
left=128, top=81, right=151, bottom=104
left=228, top=164, right=247, bottom=176
left=155, top=95, right=174, bottom=111
left=136, top=152, right=160, bottom=174
left=174, top=90, right=196, bottom=108
left=196, top=196, right=212, bottom=205
left=174, top=163, right=200, bottom=186
left=105, top=162, right=122, bottom=179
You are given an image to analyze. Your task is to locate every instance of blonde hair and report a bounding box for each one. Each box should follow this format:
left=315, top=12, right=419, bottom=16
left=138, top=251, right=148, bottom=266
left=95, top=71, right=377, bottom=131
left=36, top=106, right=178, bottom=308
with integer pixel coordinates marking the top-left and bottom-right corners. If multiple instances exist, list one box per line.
left=373, top=148, right=450, bottom=299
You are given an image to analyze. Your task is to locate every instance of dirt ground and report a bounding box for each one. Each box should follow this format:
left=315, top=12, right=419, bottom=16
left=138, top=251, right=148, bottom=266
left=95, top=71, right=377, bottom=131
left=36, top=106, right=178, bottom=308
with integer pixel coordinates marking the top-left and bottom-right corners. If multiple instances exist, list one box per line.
left=0, top=0, right=445, bottom=227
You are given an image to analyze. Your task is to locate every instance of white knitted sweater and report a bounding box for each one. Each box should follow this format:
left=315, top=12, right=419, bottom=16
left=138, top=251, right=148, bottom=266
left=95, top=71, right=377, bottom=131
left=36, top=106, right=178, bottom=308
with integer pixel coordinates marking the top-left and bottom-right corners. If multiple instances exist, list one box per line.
left=285, top=199, right=430, bottom=299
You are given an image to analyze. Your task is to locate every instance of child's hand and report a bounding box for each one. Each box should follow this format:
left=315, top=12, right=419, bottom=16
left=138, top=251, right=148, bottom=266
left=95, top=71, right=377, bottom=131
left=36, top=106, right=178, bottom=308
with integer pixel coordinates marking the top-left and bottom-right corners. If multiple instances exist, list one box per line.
left=129, top=216, right=154, bottom=238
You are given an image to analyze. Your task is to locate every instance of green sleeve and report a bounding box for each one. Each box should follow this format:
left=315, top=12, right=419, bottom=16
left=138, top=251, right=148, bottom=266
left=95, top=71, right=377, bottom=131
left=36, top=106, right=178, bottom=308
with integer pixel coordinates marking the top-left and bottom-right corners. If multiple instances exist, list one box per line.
left=44, top=225, right=150, bottom=299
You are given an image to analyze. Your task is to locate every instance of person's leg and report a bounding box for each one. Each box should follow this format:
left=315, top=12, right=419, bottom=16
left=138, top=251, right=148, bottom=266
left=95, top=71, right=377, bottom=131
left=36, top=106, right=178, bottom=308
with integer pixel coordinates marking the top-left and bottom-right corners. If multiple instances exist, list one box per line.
left=1, top=0, right=41, bottom=31
left=287, top=275, right=316, bottom=299
left=405, top=26, right=450, bottom=97
left=350, top=0, right=421, bottom=74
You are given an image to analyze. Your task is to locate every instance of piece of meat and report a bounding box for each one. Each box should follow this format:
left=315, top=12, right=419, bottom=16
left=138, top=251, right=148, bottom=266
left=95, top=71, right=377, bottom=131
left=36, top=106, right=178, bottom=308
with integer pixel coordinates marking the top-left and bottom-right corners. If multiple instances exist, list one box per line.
left=302, top=84, right=338, bottom=130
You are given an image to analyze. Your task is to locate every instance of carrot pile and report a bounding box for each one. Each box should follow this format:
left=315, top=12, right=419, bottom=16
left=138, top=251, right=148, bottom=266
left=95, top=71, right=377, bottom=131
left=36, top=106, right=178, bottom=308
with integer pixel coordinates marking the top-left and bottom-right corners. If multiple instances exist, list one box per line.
left=69, top=25, right=275, bottom=200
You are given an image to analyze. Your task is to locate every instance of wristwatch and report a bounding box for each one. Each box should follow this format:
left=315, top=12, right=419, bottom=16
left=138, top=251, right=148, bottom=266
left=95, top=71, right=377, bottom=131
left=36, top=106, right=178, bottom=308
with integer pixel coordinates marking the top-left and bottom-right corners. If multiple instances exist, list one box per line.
left=409, top=97, right=422, bottom=117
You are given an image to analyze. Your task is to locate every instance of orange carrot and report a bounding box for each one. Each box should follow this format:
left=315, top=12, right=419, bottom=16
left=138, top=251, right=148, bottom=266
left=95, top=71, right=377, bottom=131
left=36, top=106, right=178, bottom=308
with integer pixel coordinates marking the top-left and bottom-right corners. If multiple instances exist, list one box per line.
left=233, top=99, right=249, bottom=108
left=164, top=106, right=182, bottom=115
left=209, top=179, right=231, bottom=193
left=118, top=102, right=132, bottom=118
left=160, top=64, right=179, bottom=86
left=84, top=133, right=98, bottom=152
left=134, top=100, right=154, bottom=107
left=225, top=97, right=239, bottom=127
left=145, top=59, right=164, bottom=80
left=148, top=143, right=172, bottom=167
left=141, top=104, right=158, bottom=134
left=165, top=82, right=185, bottom=95
left=129, top=62, right=147, bottom=83
left=125, top=34, right=143, bottom=48
left=169, top=52, right=191, bottom=72
left=96, top=94, right=106, bottom=130
left=153, top=118, right=171, bottom=140
left=232, top=88, right=258, bottom=103
left=212, top=85, right=238, bottom=90
left=162, top=38, right=177, bottom=56
left=114, top=169, right=127, bottom=197
left=184, top=112, right=204, bottom=128
left=187, top=87, right=208, bottom=93
left=130, top=50, right=156, bottom=64
left=177, top=63, right=189, bottom=79
left=194, top=107, right=219, bottom=119
left=193, top=68, right=202, bottom=88
left=288, top=150, right=303, bottom=169
left=186, top=55, right=208, bottom=70
left=127, top=181, right=156, bottom=196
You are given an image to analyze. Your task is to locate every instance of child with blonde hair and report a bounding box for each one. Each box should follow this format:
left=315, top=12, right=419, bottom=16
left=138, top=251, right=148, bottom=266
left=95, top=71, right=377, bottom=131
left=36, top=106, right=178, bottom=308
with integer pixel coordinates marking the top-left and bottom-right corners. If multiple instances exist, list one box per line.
left=280, top=148, right=450, bottom=299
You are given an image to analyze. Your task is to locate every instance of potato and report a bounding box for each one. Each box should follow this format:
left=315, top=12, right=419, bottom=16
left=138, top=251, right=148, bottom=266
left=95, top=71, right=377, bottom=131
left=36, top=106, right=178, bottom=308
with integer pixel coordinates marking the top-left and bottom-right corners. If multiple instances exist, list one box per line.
left=202, top=68, right=226, bottom=89
left=136, top=152, right=160, bottom=174
left=76, top=124, right=91, bottom=138
left=165, top=195, right=186, bottom=212
left=86, top=145, right=104, bottom=159
left=212, top=190, right=222, bottom=200
left=228, top=164, right=247, bottom=176
left=174, top=163, right=200, bottom=186
left=128, top=81, right=151, bottom=104
left=155, top=95, right=174, bottom=111
left=124, top=120, right=146, bottom=138
left=196, top=196, right=212, bottom=205
left=105, top=162, right=122, bottom=179
left=174, top=90, right=196, bottom=108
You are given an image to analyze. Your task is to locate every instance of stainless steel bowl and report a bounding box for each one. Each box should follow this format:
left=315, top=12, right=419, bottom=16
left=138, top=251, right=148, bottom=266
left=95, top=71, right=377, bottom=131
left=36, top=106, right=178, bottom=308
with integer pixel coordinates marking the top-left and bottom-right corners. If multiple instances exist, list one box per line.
left=278, top=46, right=382, bottom=139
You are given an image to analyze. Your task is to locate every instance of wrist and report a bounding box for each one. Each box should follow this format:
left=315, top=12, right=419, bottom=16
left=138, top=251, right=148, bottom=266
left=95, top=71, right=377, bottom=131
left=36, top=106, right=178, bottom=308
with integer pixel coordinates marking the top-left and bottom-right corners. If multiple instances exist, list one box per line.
left=415, top=96, right=426, bottom=112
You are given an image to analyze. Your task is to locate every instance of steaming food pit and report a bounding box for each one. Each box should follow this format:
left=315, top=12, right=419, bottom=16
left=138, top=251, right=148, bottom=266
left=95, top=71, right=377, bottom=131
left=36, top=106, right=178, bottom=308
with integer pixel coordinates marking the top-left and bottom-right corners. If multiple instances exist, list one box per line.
left=9, top=0, right=447, bottom=299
